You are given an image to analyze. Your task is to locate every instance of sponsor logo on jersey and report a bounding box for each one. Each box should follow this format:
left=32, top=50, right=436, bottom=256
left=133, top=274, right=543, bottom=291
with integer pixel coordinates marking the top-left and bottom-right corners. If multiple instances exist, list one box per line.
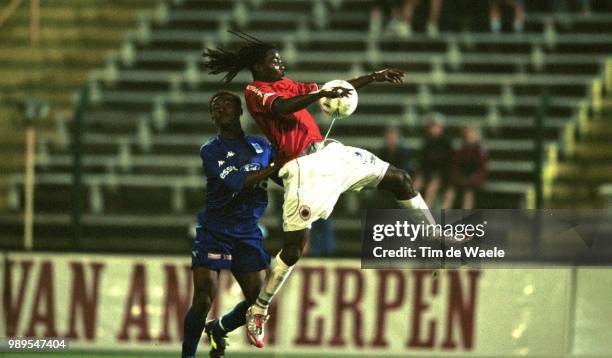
left=220, top=165, right=238, bottom=179
left=242, top=163, right=261, bottom=172
left=246, top=84, right=266, bottom=99
left=226, top=151, right=235, bottom=158
left=251, top=142, right=264, bottom=153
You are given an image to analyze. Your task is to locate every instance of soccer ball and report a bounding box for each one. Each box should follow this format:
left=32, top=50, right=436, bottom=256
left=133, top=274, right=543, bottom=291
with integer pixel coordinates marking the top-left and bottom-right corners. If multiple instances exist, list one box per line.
left=319, top=80, right=358, bottom=119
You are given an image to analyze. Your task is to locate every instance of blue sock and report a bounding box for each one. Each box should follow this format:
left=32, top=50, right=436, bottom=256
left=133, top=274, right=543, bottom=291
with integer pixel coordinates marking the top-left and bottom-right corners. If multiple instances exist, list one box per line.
left=213, top=300, right=249, bottom=335
left=181, top=307, right=206, bottom=358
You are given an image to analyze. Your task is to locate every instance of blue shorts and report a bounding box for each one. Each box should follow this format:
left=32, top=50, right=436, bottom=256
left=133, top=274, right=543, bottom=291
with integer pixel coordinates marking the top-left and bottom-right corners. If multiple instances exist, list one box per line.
left=191, top=227, right=270, bottom=273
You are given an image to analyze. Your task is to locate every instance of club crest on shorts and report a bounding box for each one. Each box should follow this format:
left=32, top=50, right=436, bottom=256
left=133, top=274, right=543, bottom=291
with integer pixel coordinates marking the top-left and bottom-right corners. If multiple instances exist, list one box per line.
left=299, top=205, right=311, bottom=220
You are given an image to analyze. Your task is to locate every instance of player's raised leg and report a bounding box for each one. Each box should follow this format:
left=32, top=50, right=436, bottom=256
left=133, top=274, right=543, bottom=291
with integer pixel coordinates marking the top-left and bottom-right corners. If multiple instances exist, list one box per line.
left=378, top=165, right=437, bottom=225
left=182, top=267, right=219, bottom=358
left=246, top=229, right=308, bottom=347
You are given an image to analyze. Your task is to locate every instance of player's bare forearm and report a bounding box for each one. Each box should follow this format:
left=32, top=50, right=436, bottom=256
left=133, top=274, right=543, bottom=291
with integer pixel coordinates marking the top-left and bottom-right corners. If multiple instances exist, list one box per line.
left=271, top=93, right=323, bottom=115
left=271, top=87, right=351, bottom=115
left=349, top=68, right=405, bottom=90
left=348, top=73, right=376, bottom=90
left=243, top=163, right=279, bottom=187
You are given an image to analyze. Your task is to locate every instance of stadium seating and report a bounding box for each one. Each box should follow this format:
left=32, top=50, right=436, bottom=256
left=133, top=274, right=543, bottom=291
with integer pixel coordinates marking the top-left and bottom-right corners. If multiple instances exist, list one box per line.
left=548, top=93, right=612, bottom=208
left=2, top=0, right=612, bottom=255
left=0, top=0, right=158, bottom=208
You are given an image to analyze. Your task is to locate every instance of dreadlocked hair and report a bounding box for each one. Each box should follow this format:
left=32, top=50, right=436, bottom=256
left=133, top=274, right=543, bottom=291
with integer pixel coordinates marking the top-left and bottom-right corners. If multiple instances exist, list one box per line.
left=203, top=30, right=277, bottom=84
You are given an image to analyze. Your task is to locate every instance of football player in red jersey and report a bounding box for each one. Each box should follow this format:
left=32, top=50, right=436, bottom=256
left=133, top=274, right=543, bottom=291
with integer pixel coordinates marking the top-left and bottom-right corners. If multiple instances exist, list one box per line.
left=203, top=31, right=438, bottom=348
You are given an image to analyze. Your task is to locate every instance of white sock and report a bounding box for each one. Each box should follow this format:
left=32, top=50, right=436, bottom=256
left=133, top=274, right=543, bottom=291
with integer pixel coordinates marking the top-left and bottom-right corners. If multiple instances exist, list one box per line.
left=252, top=252, right=293, bottom=315
left=397, top=193, right=436, bottom=226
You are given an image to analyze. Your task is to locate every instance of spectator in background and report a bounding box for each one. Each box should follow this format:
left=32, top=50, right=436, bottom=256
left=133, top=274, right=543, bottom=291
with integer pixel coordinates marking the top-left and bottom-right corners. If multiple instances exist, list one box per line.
left=379, top=124, right=414, bottom=175
left=415, top=114, right=453, bottom=207
left=552, top=0, right=592, bottom=15
left=370, top=1, right=393, bottom=37
left=444, top=124, right=488, bottom=209
left=489, top=0, right=526, bottom=33
left=370, top=0, right=443, bottom=38
left=400, top=0, right=443, bottom=37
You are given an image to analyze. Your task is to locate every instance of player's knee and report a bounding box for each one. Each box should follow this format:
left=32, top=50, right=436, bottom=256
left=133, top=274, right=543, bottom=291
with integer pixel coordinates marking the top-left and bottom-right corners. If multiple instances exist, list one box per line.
left=386, top=169, right=416, bottom=198
left=281, top=230, right=307, bottom=266
left=399, top=171, right=417, bottom=198
left=192, top=288, right=213, bottom=315
left=398, top=170, right=414, bottom=188
left=194, top=284, right=213, bottom=302
left=280, top=248, right=302, bottom=266
left=192, top=277, right=215, bottom=312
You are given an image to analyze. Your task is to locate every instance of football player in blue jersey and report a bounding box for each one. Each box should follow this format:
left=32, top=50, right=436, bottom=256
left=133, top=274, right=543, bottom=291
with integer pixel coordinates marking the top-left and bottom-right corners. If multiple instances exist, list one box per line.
left=182, top=91, right=280, bottom=358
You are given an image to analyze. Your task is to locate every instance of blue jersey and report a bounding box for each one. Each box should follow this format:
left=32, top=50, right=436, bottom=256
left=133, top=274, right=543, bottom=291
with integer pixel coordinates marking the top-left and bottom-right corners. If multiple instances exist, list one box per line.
left=197, top=134, right=273, bottom=237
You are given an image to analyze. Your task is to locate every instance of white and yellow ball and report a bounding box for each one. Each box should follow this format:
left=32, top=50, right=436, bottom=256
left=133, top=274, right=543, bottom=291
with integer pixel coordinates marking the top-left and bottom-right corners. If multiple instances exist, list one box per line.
left=319, top=80, right=358, bottom=119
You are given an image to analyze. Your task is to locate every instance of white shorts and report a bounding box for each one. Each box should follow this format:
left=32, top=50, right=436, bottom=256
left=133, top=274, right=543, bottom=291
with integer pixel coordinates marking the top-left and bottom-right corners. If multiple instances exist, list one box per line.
left=278, top=141, right=390, bottom=232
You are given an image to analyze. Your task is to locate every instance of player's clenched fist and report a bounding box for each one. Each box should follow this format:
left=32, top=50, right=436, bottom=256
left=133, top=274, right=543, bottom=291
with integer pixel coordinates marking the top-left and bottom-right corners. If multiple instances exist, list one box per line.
left=372, top=68, right=404, bottom=84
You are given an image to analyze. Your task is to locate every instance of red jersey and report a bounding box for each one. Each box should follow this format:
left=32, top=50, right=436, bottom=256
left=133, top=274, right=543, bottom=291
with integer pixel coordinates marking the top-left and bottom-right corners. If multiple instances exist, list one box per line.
left=244, top=78, right=323, bottom=161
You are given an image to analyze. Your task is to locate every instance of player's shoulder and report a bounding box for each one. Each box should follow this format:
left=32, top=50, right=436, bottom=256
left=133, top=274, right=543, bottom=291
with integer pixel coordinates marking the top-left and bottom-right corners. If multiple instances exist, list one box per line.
left=244, top=82, right=268, bottom=103
left=200, top=136, right=223, bottom=158
left=246, top=78, right=297, bottom=90
left=245, top=81, right=266, bottom=93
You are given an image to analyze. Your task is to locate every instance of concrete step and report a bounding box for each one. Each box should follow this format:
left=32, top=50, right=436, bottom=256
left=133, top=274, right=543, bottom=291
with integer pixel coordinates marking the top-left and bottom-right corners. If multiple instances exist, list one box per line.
left=1, top=69, right=88, bottom=87
left=549, top=95, right=612, bottom=207
left=545, top=197, right=605, bottom=209
left=549, top=182, right=597, bottom=198
left=572, top=143, right=612, bottom=160
left=8, top=6, right=142, bottom=24
left=556, top=163, right=612, bottom=182
left=1, top=89, right=75, bottom=103
left=7, top=0, right=154, bottom=8
left=580, top=121, right=612, bottom=140
left=0, top=154, right=25, bottom=174
left=0, top=0, right=157, bottom=218
left=35, top=0, right=155, bottom=8
left=0, top=136, right=26, bottom=177
left=0, top=103, right=75, bottom=128
left=0, top=121, right=27, bottom=147
left=583, top=119, right=612, bottom=131
left=0, top=107, right=22, bottom=124
left=0, top=47, right=113, bottom=63
left=0, top=58, right=104, bottom=71
left=1, top=27, right=127, bottom=46
left=0, top=0, right=152, bottom=42
left=0, top=186, right=9, bottom=212
left=601, top=98, right=612, bottom=109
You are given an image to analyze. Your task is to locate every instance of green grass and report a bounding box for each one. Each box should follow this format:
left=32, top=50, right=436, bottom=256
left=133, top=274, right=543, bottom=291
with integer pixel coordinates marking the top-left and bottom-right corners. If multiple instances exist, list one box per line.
left=0, top=354, right=369, bottom=358
left=0, top=352, right=359, bottom=358
left=0, top=352, right=447, bottom=358
left=0, top=353, right=530, bottom=358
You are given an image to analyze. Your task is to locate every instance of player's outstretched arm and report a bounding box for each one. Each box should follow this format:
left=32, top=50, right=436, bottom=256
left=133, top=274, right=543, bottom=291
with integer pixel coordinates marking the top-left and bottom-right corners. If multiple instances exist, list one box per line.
left=348, top=68, right=405, bottom=90
left=271, top=87, right=352, bottom=115
left=243, top=163, right=280, bottom=188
